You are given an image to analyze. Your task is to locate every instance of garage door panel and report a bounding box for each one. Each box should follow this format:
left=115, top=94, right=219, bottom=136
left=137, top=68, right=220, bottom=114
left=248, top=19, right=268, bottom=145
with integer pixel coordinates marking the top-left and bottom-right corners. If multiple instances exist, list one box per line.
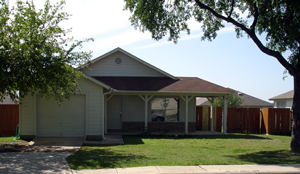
left=37, top=95, right=85, bottom=137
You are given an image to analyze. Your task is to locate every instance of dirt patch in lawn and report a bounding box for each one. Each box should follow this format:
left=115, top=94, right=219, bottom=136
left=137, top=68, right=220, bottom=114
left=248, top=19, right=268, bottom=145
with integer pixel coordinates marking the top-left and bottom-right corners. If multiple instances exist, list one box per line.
left=0, top=142, right=78, bottom=153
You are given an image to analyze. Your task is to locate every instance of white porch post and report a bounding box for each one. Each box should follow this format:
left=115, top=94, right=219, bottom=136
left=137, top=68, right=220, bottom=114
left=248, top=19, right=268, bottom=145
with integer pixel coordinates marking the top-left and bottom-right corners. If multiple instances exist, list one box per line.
left=102, top=89, right=113, bottom=140
left=139, top=95, right=153, bottom=132
left=105, top=94, right=114, bottom=134
left=144, top=95, right=148, bottom=132
left=185, top=96, right=189, bottom=134
left=223, top=96, right=228, bottom=134
left=208, top=97, right=215, bottom=131
left=180, top=95, right=193, bottom=134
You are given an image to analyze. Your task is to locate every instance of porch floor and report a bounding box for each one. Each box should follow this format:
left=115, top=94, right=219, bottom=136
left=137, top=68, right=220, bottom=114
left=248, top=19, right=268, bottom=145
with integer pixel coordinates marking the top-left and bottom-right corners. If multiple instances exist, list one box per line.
left=83, top=131, right=225, bottom=146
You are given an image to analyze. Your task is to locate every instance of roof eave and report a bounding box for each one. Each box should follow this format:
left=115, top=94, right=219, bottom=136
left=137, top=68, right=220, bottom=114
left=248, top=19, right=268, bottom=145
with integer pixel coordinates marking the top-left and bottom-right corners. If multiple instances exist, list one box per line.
left=83, top=74, right=111, bottom=90
left=110, top=90, right=234, bottom=96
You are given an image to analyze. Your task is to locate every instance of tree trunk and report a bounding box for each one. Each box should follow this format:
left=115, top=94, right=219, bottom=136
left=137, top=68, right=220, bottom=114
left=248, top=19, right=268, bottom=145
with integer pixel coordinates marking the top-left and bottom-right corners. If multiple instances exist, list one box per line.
left=291, top=74, right=300, bottom=152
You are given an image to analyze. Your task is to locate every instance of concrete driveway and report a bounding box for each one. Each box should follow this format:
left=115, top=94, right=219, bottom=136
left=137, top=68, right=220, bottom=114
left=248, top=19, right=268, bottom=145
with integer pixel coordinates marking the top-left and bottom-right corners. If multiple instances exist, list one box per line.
left=0, top=137, right=84, bottom=174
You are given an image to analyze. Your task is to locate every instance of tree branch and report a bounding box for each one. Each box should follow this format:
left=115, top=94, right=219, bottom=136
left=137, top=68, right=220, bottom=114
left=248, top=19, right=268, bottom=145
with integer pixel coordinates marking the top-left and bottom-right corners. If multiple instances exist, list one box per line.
left=250, top=2, right=258, bottom=31
left=193, top=0, right=297, bottom=76
left=228, top=0, right=235, bottom=18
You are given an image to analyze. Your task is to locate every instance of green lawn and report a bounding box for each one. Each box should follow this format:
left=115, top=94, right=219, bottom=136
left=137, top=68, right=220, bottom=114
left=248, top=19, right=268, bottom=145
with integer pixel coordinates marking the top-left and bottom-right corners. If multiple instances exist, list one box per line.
left=0, top=136, right=21, bottom=143
left=67, top=134, right=300, bottom=170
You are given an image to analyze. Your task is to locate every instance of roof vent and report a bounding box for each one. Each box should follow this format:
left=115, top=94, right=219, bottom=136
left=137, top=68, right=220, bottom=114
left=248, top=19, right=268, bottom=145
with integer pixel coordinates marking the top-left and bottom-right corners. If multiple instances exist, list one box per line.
left=238, top=92, right=243, bottom=96
left=114, top=57, right=122, bottom=65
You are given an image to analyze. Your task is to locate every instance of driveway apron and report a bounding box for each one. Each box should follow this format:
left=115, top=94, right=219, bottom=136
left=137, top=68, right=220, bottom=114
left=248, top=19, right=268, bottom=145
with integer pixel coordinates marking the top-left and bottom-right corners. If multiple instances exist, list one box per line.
left=0, top=152, right=72, bottom=174
left=0, top=137, right=84, bottom=174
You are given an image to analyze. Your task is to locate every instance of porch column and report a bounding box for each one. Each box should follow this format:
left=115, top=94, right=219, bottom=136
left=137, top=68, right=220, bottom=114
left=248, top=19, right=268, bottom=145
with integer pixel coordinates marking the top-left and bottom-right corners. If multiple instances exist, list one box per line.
left=139, top=95, right=153, bottom=132
left=208, top=97, right=215, bottom=131
left=180, top=95, right=193, bottom=134
left=223, top=96, right=228, bottom=134
left=105, top=95, right=114, bottom=134
left=102, top=89, right=113, bottom=140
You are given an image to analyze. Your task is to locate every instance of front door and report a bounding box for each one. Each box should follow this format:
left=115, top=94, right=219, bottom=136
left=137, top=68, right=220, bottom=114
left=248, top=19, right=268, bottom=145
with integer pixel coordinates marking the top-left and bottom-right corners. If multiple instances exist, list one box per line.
left=107, top=96, right=122, bottom=130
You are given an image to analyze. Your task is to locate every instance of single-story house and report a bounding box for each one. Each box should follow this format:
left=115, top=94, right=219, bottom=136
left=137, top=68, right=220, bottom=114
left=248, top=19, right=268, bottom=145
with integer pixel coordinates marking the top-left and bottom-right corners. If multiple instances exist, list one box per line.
left=269, top=90, right=293, bottom=108
left=197, top=90, right=273, bottom=108
left=19, top=48, right=234, bottom=140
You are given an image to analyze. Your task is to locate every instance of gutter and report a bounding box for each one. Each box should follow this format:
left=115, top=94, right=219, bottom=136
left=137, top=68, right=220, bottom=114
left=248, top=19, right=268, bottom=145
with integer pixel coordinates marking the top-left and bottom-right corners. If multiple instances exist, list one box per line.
left=102, top=88, right=113, bottom=140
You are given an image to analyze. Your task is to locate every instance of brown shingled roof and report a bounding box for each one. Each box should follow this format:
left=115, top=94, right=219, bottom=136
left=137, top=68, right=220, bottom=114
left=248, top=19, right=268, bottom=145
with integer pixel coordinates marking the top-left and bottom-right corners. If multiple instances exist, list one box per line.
left=92, top=76, right=234, bottom=93
left=269, top=90, right=294, bottom=100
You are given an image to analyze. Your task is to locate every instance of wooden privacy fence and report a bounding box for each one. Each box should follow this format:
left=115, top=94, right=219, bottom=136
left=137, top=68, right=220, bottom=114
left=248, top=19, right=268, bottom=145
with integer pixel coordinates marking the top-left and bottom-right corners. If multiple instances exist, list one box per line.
left=0, top=104, right=19, bottom=136
left=196, top=106, right=292, bottom=134
left=261, top=108, right=291, bottom=134
left=196, top=106, right=222, bottom=132
left=227, top=108, right=260, bottom=134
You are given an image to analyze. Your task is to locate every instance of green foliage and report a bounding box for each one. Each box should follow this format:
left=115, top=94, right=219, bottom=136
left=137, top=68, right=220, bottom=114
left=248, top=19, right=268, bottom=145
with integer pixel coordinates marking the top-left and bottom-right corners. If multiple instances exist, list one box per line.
left=124, top=0, right=299, bottom=72
left=211, top=93, right=244, bottom=108
left=0, top=0, right=93, bottom=102
left=124, top=0, right=300, bottom=152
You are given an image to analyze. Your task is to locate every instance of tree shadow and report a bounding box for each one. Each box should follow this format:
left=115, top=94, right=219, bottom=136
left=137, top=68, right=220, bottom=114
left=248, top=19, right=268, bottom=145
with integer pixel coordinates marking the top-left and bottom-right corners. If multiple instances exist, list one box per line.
left=67, top=148, right=150, bottom=169
left=124, top=133, right=273, bottom=141
left=226, top=150, right=300, bottom=164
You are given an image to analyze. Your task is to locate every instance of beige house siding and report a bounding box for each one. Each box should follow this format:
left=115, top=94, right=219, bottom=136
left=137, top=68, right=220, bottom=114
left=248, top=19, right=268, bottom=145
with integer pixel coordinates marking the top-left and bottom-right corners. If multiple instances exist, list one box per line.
left=273, top=99, right=293, bottom=109
left=77, top=78, right=104, bottom=136
left=19, top=94, right=36, bottom=136
left=19, top=77, right=104, bottom=138
left=82, top=51, right=166, bottom=77
left=122, top=96, right=145, bottom=122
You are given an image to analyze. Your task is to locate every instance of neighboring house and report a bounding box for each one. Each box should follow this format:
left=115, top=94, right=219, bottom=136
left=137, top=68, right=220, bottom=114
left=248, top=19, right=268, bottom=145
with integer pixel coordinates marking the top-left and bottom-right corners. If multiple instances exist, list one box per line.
left=197, top=90, right=273, bottom=108
left=19, top=48, right=234, bottom=140
left=269, top=90, right=293, bottom=108
left=0, top=96, right=17, bottom=105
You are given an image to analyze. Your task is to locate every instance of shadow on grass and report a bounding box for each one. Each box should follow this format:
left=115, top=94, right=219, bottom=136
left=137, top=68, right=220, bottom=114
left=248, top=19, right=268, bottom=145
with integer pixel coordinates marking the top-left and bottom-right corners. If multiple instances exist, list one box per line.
left=124, top=133, right=273, bottom=141
left=226, top=150, right=300, bottom=164
left=67, top=148, right=149, bottom=170
left=123, top=136, right=145, bottom=145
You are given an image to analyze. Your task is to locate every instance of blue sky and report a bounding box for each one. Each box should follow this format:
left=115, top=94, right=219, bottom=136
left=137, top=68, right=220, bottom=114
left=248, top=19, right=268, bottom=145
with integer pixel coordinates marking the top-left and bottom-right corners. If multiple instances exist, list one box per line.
left=14, top=0, right=293, bottom=102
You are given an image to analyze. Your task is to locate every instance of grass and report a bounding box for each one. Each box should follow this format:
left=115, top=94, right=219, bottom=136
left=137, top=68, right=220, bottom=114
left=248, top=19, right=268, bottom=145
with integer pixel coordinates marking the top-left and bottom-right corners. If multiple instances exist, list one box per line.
left=67, top=133, right=300, bottom=170
left=0, top=136, right=24, bottom=144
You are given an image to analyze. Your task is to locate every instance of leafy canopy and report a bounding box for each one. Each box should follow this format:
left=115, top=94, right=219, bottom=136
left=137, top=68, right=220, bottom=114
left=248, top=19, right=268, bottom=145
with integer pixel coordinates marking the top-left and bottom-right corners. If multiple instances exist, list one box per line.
left=0, top=0, right=93, bottom=102
left=209, top=93, right=244, bottom=108
left=124, top=0, right=300, bottom=75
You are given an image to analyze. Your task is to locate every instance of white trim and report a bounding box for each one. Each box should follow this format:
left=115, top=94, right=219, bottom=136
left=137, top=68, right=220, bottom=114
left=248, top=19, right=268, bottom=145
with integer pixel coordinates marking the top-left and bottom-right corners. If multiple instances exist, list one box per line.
left=85, top=93, right=88, bottom=138
left=139, top=95, right=153, bottom=132
left=34, top=94, right=37, bottom=136
left=83, top=74, right=111, bottom=89
left=180, top=95, right=193, bottom=134
left=112, top=90, right=233, bottom=96
left=223, top=96, right=228, bottom=134
left=80, top=47, right=178, bottom=80
left=207, top=97, right=215, bottom=132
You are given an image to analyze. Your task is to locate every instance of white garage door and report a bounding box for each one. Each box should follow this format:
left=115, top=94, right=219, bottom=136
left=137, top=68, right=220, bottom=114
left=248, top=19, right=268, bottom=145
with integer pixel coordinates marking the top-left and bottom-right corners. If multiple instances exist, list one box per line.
left=37, top=95, right=85, bottom=137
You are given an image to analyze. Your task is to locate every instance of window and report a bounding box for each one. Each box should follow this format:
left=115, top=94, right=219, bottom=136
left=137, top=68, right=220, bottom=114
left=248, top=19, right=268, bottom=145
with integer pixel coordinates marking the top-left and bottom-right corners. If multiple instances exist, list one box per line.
left=151, top=98, right=179, bottom=122
left=277, top=101, right=286, bottom=108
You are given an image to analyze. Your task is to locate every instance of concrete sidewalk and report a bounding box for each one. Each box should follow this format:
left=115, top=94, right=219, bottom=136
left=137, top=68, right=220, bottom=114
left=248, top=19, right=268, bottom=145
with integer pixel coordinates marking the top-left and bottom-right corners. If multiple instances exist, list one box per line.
left=73, top=164, right=300, bottom=174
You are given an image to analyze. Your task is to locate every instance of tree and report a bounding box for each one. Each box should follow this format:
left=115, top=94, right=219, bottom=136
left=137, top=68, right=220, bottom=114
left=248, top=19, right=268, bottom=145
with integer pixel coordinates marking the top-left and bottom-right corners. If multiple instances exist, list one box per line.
left=0, top=0, right=93, bottom=103
left=210, top=93, right=243, bottom=108
left=124, top=0, right=300, bottom=152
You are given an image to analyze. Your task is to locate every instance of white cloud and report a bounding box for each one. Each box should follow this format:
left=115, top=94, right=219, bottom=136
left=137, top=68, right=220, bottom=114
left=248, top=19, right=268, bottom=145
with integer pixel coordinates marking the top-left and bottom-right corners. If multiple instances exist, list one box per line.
left=87, top=28, right=152, bottom=53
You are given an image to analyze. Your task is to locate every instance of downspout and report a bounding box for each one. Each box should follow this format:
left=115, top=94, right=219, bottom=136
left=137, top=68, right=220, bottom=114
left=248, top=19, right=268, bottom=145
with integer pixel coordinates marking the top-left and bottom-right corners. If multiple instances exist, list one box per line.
left=102, top=88, right=113, bottom=140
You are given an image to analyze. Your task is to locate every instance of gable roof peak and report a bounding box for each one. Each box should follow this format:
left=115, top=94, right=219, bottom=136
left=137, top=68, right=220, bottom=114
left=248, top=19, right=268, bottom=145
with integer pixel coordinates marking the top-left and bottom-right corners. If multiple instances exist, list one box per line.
left=88, top=47, right=178, bottom=80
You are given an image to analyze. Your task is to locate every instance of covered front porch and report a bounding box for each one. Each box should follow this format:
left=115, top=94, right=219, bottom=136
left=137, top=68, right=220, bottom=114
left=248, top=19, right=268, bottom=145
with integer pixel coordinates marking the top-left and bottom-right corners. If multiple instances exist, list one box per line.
left=104, top=92, right=230, bottom=139
left=98, top=76, right=235, bottom=140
